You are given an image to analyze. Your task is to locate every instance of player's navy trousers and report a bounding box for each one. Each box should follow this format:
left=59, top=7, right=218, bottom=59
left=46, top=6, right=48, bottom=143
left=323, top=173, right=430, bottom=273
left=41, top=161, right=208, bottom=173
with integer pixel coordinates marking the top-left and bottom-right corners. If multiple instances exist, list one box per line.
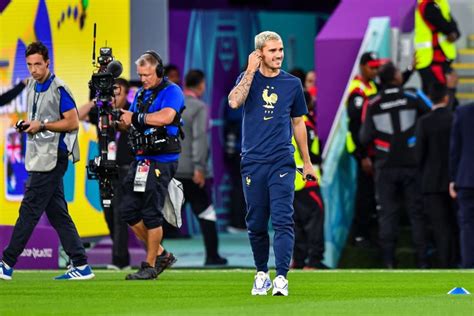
left=241, top=154, right=295, bottom=277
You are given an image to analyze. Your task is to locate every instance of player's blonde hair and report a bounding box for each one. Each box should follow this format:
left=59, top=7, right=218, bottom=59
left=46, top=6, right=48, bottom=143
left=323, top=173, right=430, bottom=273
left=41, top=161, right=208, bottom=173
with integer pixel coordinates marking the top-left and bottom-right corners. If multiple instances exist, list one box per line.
left=254, top=31, right=282, bottom=50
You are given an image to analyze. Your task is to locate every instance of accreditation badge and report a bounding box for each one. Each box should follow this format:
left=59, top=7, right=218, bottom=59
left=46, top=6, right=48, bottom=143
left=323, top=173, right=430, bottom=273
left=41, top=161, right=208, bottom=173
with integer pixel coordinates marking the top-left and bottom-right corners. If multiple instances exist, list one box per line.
left=133, top=160, right=150, bottom=192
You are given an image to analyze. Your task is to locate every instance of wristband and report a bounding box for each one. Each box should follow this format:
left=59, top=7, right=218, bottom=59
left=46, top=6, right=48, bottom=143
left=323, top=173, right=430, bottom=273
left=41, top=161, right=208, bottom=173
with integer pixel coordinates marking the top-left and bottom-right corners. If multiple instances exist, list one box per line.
left=131, top=112, right=140, bottom=127
left=139, top=113, right=146, bottom=126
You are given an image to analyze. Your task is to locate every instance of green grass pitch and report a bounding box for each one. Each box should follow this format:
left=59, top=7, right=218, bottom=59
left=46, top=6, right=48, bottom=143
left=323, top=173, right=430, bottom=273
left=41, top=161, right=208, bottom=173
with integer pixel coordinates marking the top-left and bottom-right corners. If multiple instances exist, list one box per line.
left=0, top=270, right=472, bottom=315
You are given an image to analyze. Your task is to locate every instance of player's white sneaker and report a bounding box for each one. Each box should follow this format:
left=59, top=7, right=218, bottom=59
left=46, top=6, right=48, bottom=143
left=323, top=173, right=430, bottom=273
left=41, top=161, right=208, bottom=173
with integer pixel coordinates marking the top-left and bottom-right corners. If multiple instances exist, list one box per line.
left=272, top=275, right=289, bottom=296
left=0, top=261, right=13, bottom=280
left=251, top=271, right=272, bottom=295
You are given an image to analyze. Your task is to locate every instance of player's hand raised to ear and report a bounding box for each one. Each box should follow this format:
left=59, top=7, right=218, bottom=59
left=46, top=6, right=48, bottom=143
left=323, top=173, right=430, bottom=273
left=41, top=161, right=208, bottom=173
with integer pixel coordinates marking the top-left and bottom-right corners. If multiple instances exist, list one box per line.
left=247, top=50, right=262, bottom=73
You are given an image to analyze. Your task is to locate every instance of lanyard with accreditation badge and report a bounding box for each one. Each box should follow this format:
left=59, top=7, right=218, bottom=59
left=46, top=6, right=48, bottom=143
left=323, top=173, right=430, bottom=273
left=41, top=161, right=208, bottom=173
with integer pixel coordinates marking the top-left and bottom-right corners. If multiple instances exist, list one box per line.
left=31, top=74, right=54, bottom=121
left=134, top=160, right=150, bottom=192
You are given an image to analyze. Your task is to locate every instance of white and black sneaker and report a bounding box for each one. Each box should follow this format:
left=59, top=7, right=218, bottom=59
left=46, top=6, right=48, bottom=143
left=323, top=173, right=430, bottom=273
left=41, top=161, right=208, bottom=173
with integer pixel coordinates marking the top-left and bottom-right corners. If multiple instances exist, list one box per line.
left=272, top=275, right=289, bottom=296
left=251, top=271, right=272, bottom=295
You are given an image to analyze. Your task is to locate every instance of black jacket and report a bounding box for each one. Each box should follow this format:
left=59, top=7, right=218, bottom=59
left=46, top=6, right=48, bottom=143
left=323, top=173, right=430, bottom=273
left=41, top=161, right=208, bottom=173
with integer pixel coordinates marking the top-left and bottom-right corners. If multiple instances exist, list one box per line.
left=0, top=81, right=25, bottom=106
left=450, top=103, right=474, bottom=189
left=359, top=86, right=430, bottom=169
left=422, top=1, right=460, bottom=38
left=415, top=106, right=453, bottom=193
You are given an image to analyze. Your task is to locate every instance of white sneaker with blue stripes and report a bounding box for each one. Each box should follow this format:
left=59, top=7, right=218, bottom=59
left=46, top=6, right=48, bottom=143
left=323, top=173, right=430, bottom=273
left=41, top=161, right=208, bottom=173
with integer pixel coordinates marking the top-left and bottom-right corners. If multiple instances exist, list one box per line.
left=251, top=271, right=272, bottom=295
left=54, top=265, right=95, bottom=280
left=272, top=275, right=289, bottom=296
left=0, top=261, right=13, bottom=280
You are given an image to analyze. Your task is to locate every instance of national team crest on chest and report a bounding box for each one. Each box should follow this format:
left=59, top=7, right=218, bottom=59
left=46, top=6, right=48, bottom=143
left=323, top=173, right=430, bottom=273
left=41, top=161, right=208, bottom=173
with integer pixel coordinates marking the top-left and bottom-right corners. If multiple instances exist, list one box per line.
left=262, top=86, right=278, bottom=121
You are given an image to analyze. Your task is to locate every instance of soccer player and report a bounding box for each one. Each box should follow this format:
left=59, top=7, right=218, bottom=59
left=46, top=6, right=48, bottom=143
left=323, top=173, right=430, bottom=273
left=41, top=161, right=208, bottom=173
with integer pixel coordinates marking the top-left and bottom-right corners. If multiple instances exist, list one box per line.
left=228, top=31, right=316, bottom=296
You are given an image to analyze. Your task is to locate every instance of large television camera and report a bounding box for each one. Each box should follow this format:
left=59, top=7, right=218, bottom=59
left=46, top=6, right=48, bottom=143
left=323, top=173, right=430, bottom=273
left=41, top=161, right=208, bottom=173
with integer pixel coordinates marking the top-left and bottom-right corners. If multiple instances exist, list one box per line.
left=86, top=25, right=124, bottom=208
left=89, top=47, right=123, bottom=121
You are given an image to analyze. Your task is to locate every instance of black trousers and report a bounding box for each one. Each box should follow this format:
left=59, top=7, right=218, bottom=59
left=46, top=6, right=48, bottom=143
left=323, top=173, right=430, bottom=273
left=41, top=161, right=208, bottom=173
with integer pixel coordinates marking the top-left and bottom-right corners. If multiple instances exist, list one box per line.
left=102, top=165, right=130, bottom=268
left=226, top=155, right=246, bottom=229
left=293, top=186, right=325, bottom=267
left=375, top=167, right=428, bottom=267
left=352, top=160, right=377, bottom=240
left=418, top=63, right=458, bottom=107
left=418, top=63, right=448, bottom=95
left=457, top=189, right=474, bottom=268
left=423, top=193, right=459, bottom=268
left=176, top=178, right=220, bottom=260
left=2, top=152, right=87, bottom=267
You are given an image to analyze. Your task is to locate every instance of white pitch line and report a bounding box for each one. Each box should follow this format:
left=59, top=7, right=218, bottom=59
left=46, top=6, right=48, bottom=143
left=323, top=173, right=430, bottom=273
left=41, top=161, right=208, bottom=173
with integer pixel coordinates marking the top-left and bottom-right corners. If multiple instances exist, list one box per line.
left=162, top=269, right=474, bottom=274
left=13, top=269, right=474, bottom=274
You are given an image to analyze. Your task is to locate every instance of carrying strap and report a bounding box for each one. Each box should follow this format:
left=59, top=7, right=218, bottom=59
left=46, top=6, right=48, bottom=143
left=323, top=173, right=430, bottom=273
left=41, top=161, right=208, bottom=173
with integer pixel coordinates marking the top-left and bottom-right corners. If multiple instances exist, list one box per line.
left=135, top=80, right=185, bottom=139
left=136, top=80, right=171, bottom=113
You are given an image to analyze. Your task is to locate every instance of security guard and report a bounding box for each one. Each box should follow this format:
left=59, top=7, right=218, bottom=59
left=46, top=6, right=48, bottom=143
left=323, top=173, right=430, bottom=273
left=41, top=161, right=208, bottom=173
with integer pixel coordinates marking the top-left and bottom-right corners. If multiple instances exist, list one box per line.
left=119, top=51, right=184, bottom=280
left=415, top=0, right=460, bottom=95
left=346, top=52, right=381, bottom=247
left=292, top=91, right=326, bottom=269
left=359, top=61, right=430, bottom=268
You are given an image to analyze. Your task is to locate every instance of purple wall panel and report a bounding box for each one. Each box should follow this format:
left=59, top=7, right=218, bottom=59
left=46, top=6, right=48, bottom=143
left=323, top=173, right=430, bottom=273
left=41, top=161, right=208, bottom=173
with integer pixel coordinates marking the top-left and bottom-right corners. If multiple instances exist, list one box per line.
left=169, top=10, right=191, bottom=80
left=316, top=0, right=416, bottom=144
left=0, top=225, right=59, bottom=269
left=316, top=38, right=361, bottom=145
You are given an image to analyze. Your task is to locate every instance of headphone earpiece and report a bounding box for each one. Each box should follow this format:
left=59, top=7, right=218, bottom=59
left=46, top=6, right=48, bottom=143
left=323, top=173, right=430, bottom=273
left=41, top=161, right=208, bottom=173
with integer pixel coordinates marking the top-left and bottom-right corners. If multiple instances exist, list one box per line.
left=144, top=50, right=164, bottom=78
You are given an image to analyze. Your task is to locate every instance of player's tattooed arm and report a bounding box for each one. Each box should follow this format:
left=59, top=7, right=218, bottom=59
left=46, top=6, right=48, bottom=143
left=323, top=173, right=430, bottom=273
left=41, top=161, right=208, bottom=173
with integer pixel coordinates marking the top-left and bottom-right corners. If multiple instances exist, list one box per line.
left=228, top=71, right=256, bottom=109
left=228, top=51, right=261, bottom=109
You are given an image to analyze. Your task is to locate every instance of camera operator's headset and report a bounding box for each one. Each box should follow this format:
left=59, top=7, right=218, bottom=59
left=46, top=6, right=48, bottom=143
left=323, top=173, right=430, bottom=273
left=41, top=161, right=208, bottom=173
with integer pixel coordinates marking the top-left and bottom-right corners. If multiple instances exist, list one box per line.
left=140, top=50, right=185, bottom=140
left=144, top=50, right=164, bottom=78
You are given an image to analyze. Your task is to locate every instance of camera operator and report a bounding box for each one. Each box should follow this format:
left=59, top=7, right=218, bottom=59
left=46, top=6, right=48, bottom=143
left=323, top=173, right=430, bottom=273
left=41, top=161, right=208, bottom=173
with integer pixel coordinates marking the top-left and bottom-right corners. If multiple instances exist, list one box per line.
left=0, top=41, right=94, bottom=280
left=119, top=51, right=185, bottom=280
left=78, top=78, right=133, bottom=269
